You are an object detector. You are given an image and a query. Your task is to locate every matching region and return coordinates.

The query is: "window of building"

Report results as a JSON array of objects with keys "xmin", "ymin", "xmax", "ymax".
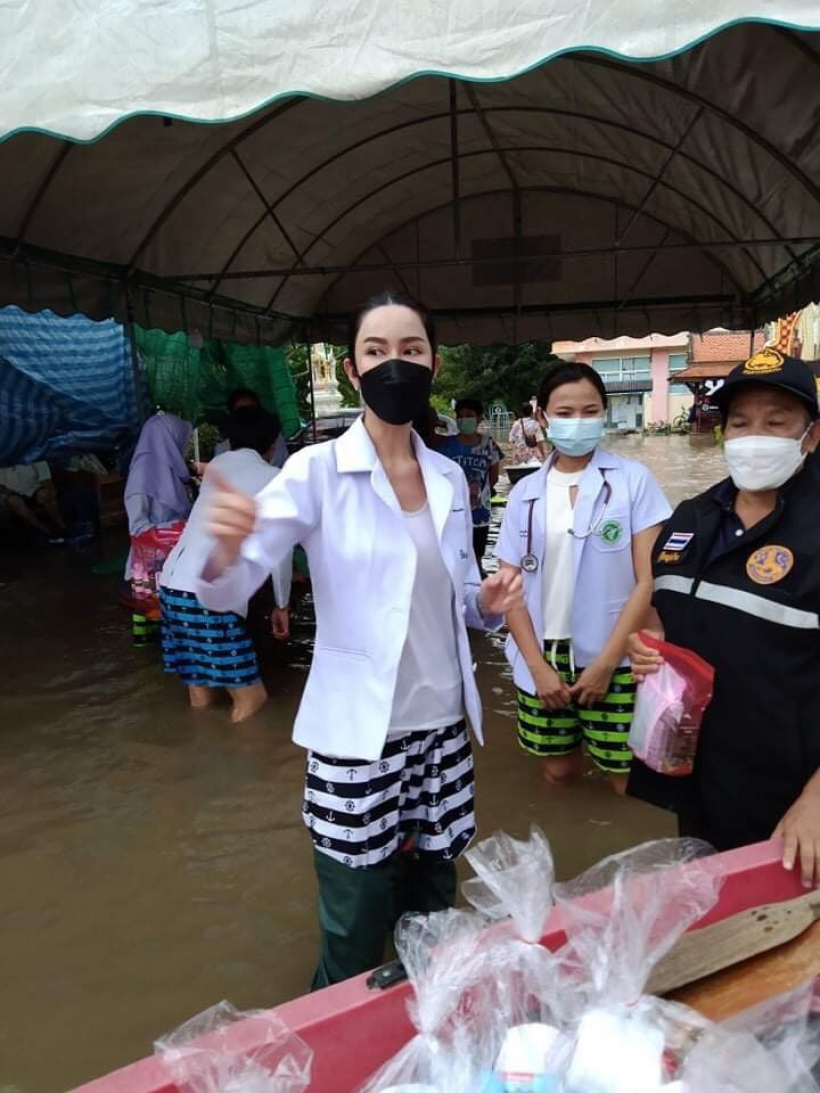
[
  {"xmin": 669, "ymin": 352, "xmax": 689, "ymax": 394},
  {"xmin": 591, "ymin": 357, "xmax": 651, "ymax": 381}
]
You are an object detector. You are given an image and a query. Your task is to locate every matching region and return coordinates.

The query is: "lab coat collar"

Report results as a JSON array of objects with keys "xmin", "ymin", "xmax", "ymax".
[
  {"xmin": 516, "ymin": 443, "xmax": 616, "ymax": 501},
  {"xmin": 334, "ymin": 417, "xmax": 457, "ymax": 541},
  {"xmin": 335, "ymin": 416, "xmax": 458, "ymax": 479},
  {"xmin": 547, "ymin": 444, "xmax": 618, "ymax": 475},
  {"xmin": 334, "ymin": 416, "xmax": 380, "ymax": 473}
]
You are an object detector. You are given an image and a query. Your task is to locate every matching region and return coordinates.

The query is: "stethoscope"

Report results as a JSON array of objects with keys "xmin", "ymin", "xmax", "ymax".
[{"xmin": 520, "ymin": 470, "xmax": 613, "ymax": 573}]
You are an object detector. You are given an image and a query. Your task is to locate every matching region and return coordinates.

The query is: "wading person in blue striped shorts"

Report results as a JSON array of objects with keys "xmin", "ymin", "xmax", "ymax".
[
  {"xmin": 195, "ymin": 292, "xmax": 523, "ymax": 988},
  {"xmin": 495, "ymin": 362, "xmax": 670, "ymax": 793},
  {"xmin": 159, "ymin": 407, "xmax": 291, "ymax": 723}
]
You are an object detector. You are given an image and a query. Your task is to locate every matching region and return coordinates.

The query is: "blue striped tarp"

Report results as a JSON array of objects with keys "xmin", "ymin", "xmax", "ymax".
[{"xmin": 0, "ymin": 306, "xmax": 144, "ymax": 465}]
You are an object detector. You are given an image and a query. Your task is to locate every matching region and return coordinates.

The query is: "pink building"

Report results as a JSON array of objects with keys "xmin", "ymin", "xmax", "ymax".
[{"xmin": 552, "ymin": 333, "xmax": 690, "ymax": 429}]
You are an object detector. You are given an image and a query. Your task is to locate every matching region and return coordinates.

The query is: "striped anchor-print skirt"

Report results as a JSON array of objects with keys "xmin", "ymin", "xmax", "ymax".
[{"xmin": 303, "ymin": 720, "xmax": 475, "ymax": 869}]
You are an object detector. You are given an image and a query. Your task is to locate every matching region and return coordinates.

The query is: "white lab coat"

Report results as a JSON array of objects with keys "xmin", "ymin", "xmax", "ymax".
[
  {"xmin": 196, "ymin": 418, "xmax": 501, "ymax": 760},
  {"xmin": 495, "ymin": 447, "xmax": 671, "ymax": 690}
]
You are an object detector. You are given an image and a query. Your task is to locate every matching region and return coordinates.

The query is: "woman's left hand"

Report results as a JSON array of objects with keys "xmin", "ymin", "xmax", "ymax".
[
  {"xmin": 569, "ymin": 658, "xmax": 616, "ymax": 707},
  {"xmin": 479, "ymin": 568, "xmax": 524, "ymax": 616}
]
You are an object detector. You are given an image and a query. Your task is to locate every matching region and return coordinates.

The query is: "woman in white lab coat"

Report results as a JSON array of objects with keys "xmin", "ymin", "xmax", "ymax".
[
  {"xmin": 196, "ymin": 291, "xmax": 522, "ymax": 989},
  {"xmin": 496, "ymin": 362, "xmax": 670, "ymax": 793}
]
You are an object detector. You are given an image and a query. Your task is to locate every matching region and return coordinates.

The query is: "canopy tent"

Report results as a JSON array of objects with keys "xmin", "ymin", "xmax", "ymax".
[{"xmin": 2, "ymin": 3, "xmax": 820, "ymax": 346}]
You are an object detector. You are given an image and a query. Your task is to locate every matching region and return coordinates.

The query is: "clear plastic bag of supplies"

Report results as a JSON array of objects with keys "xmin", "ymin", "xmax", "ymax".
[
  {"xmin": 678, "ymin": 981, "xmax": 820, "ymax": 1092},
  {"xmin": 155, "ymin": 1001, "xmax": 312, "ymax": 1093},
  {"xmin": 361, "ymin": 908, "xmax": 495, "ymax": 1093},
  {"xmin": 553, "ymin": 839, "xmax": 723, "ymax": 1092},
  {"xmin": 461, "ymin": 828, "xmax": 579, "ymax": 1091},
  {"xmin": 629, "ymin": 634, "xmax": 715, "ymax": 777}
]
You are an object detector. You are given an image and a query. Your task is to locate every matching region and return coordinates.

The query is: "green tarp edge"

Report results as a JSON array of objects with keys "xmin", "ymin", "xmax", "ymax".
[{"xmin": 135, "ymin": 326, "xmax": 300, "ymax": 438}]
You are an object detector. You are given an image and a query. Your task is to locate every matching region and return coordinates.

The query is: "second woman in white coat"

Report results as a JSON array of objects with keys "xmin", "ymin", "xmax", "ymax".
[
  {"xmin": 196, "ymin": 291, "xmax": 522, "ymax": 989},
  {"xmin": 496, "ymin": 362, "xmax": 671, "ymax": 793}
]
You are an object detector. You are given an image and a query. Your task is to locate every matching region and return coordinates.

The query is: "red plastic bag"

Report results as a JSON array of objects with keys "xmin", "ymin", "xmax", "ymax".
[
  {"xmin": 129, "ymin": 520, "xmax": 186, "ymax": 616},
  {"xmin": 628, "ymin": 634, "xmax": 715, "ymax": 777}
]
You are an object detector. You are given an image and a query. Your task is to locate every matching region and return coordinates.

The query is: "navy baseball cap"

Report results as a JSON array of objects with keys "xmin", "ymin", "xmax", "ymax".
[{"xmin": 713, "ymin": 348, "xmax": 819, "ymax": 419}]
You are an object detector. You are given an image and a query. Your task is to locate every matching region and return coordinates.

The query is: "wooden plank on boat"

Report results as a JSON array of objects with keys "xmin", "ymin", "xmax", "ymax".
[
  {"xmin": 646, "ymin": 891, "xmax": 820, "ymax": 996},
  {"xmin": 670, "ymin": 919, "xmax": 820, "ymax": 1021}
]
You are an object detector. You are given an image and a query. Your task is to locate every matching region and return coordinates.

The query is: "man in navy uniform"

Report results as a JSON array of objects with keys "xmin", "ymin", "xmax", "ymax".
[{"xmin": 629, "ymin": 349, "xmax": 820, "ymax": 886}]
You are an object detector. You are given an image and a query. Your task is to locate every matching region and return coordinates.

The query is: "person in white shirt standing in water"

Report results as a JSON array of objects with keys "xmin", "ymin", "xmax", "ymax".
[
  {"xmin": 159, "ymin": 406, "xmax": 292, "ymax": 723},
  {"xmin": 196, "ymin": 291, "xmax": 523, "ymax": 988},
  {"xmin": 496, "ymin": 362, "xmax": 671, "ymax": 793}
]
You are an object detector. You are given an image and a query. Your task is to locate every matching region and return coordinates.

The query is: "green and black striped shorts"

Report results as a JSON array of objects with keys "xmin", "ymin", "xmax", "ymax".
[{"xmin": 517, "ymin": 639, "xmax": 636, "ymax": 774}]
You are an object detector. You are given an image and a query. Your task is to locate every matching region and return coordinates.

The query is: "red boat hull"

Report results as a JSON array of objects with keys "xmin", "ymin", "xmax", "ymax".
[{"xmin": 72, "ymin": 839, "xmax": 803, "ymax": 1093}]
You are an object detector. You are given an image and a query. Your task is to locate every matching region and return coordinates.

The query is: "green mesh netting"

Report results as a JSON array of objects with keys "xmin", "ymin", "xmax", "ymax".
[{"xmin": 136, "ymin": 326, "xmax": 301, "ymax": 438}]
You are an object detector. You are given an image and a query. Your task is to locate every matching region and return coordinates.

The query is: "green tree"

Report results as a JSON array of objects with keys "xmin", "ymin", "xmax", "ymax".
[{"xmin": 434, "ymin": 342, "xmax": 559, "ymax": 412}]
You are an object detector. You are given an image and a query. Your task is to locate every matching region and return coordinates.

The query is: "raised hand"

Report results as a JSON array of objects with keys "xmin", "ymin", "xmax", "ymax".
[{"xmin": 479, "ymin": 567, "xmax": 524, "ymax": 616}]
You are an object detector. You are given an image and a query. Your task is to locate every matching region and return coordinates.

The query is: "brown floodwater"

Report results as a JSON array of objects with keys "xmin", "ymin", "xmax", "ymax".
[{"xmin": 0, "ymin": 434, "xmax": 726, "ymax": 1093}]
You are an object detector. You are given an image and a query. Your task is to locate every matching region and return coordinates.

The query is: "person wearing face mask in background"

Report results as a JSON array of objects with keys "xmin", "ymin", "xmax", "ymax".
[
  {"xmin": 194, "ymin": 290, "xmax": 523, "ymax": 989},
  {"xmin": 439, "ymin": 398, "xmax": 503, "ymax": 576},
  {"xmin": 495, "ymin": 362, "xmax": 671, "ymax": 793},
  {"xmin": 628, "ymin": 350, "xmax": 820, "ymax": 883}
]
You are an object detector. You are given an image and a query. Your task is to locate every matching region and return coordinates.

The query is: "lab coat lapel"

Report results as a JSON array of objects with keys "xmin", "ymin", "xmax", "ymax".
[
  {"xmin": 370, "ymin": 461, "xmax": 402, "ymax": 517},
  {"xmin": 417, "ymin": 440, "xmax": 455, "ymax": 553},
  {"xmin": 520, "ymin": 464, "xmax": 548, "ymax": 566},
  {"xmin": 336, "ymin": 418, "xmax": 403, "ymax": 517},
  {"xmin": 571, "ymin": 448, "xmax": 609, "ymax": 577}
]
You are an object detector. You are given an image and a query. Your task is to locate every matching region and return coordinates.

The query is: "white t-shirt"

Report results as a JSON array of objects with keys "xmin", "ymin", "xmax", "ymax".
[
  {"xmin": 542, "ymin": 467, "xmax": 585, "ymax": 642},
  {"xmin": 160, "ymin": 448, "xmax": 291, "ymax": 616},
  {"xmin": 389, "ymin": 502, "xmax": 464, "ymax": 732}
]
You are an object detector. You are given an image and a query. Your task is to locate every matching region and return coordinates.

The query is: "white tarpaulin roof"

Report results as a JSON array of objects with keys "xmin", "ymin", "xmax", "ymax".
[{"xmin": 2, "ymin": 3, "xmax": 820, "ymax": 344}]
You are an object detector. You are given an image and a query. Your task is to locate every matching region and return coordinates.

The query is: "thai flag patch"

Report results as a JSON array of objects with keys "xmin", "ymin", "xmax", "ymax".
[{"xmin": 663, "ymin": 531, "xmax": 694, "ymax": 551}]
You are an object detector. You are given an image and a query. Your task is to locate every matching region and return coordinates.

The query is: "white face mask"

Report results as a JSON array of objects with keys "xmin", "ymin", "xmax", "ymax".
[
  {"xmin": 546, "ymin": 416, "xmax": 605, "ymax": 457},
  {"xmin": 723, "ymin": 430, "xmax": 810, "ymax": 492}
]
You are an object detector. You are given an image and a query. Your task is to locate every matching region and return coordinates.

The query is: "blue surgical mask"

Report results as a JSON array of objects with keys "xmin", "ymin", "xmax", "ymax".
[{"xmin": 546, "ymin": 416, "xmax": 605, "ymax": 457}]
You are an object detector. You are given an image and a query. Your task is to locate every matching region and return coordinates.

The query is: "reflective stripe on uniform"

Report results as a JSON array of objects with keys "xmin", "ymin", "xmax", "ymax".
[
  {"xmin": 696, "ymin": 580, "xmax": 819, "ymax": 630},
  {"xmin": 655, "ymin": 574, "xmax": 819, "ymax": 630},
  {"xmin": 655, "ymin": 575, "xmax": 694, "ymax": 595}
]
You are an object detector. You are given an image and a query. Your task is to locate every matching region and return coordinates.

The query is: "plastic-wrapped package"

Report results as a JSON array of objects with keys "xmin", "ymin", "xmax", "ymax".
[
  {"xmin": 678, "ymin": 981, "xmax": 820, "ymax": 1091},
  {"xmin": 363, "ymin": 829, "xmax": 818, "ymax": 1093},
  {"xmin": 361, "ymin": 909, "xmax": 494, "ymax": 1093},
  {"xmin": 628, "ymin": 634, "xmax": 715, "ymax": 776},
  {"xmin": 554, "ymin": 838, "xmax": 723, "ymax": 1092},
  {"xmin": 555, "ymin": 838, "xmax": 721, "ymax": 1008},
  {"xmin": 462, "ymin": 828, "xmax": 578, "ymax": 1090},
  {"xmin": 155, "ymin": 1001, "xmax": 312, "ymax": 1093}
]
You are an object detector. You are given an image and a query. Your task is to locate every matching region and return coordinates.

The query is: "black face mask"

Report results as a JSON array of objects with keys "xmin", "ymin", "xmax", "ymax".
[{"xmin": 357, "ymin": 358, "xmax": 433, "ymax": 426}]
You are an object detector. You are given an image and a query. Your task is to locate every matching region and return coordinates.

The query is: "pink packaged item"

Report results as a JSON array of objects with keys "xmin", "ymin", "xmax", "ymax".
[{"xmin": 628, "ymin": 634, "xmax": 715, "ymax": 777}]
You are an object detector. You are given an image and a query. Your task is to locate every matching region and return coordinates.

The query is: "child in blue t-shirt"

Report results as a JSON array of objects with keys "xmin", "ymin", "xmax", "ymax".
[{"xmin": 440, "ymin": 398, "xmax": 502, "ymax": 575}]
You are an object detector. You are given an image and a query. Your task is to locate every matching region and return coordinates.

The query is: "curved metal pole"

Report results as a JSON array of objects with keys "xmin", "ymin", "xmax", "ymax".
[
  {"xmin": 126, "ymin": 98, "xmax": 303, "ymax": 272},
  {"xmin": 13, "ymin": 142, "xmax": 73, "ymax": 251},
  {"xmin": 574, "ymin": 53, "xmax": 820, "ymax": 208},
  {"xmin": 264, "ymin": 145, "xmax": 762, "ymax": 312},
  {"xmin": 313, "ymin": 184, "xmax": 749, "ymax": 315},
  {"xmin": 207, "ymin": 101, "xmax": 795, "ymax": 299}
]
